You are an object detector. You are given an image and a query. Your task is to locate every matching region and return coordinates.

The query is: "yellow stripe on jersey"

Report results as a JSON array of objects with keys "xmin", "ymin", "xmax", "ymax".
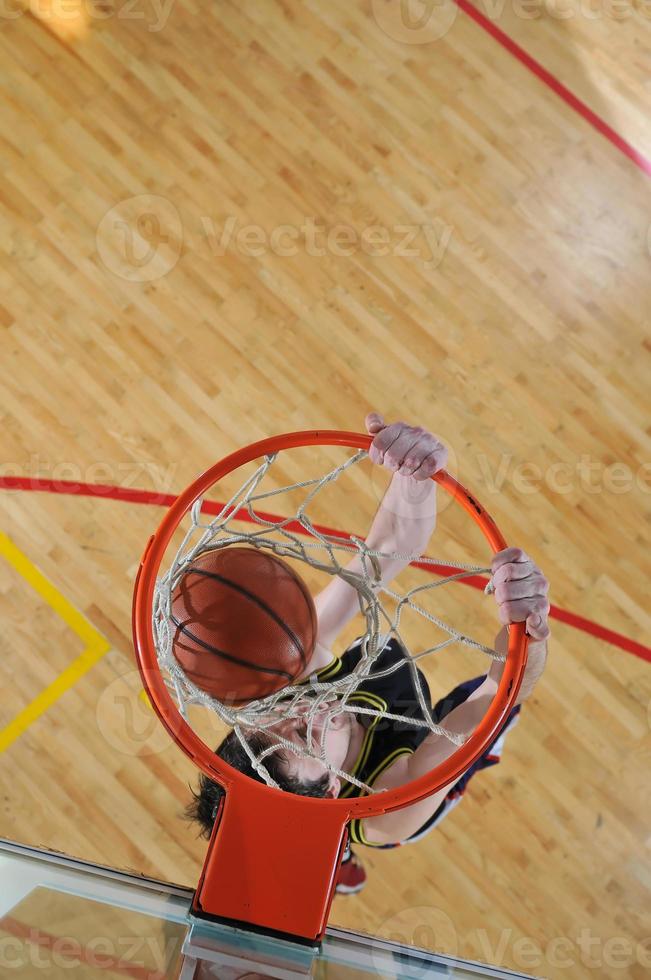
[
  {"xmin": 315, "ymin": 655, "xmax": 343, "ymax": 682},
  {"xmin": 339, "ymin": 689, "xmax": 388, "ymax": 798},
  {"xmin": 348, "ymin": 745, "xmax": 415, "ymax": 846},
  {"xmin": 365, "ymin": 745, "xmax": 414, "ymax": 788}
]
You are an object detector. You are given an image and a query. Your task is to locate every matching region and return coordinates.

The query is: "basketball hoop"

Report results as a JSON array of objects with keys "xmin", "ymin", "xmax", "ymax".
[{"xmin": 132, "ymin": 430, "xmax": 528, "ymax": 943}]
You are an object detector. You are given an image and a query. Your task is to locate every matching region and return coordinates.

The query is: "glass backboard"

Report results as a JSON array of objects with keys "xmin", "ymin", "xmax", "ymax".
[{"xmin": 0, "ymin": 838, "xmax": 540, "ymax": 979}]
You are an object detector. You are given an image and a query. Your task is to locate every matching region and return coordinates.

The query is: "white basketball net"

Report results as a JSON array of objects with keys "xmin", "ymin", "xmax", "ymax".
[{"xmin": 152, "ymin": 449, "xmax": 503, "ymax": 794}]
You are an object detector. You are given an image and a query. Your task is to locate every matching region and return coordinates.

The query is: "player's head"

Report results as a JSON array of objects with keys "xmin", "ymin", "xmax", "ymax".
[{"xmin": 186, "ymin": 711, "xmax": 350, "ymax": 838}]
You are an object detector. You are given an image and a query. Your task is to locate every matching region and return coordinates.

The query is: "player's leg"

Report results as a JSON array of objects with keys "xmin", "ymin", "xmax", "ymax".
[{"xmin": 335, "ymin": 842, "xmax": 367, "ymax": 894}]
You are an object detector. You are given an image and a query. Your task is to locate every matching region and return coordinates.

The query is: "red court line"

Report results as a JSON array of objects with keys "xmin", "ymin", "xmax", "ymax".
[
  {"xmin": 456, "ymin": 0, "xmax": 651, "ymax": 178},
  {"xmin": 1, "ymin": 475, "xmax": 649, "ymax": 664}
]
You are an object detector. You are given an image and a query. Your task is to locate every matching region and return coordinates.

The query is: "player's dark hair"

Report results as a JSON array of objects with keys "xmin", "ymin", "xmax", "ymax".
[{"xmin": 185, "ymin": 729, "xmax": 331, "ymax": 839}]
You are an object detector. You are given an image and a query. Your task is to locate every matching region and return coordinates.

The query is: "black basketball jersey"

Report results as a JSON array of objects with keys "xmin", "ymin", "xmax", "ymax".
[
  {"xmin": 313, "ymin": 634, "xmax": 519, "ymax": 848},
  {"xmin": 314, "ymin": 635, "xmax": 433, "ymax": 843}
]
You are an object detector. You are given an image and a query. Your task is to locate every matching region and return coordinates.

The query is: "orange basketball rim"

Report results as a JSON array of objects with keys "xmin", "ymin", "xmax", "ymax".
[{"xmin": 132, "ymin": 430, "xmax": 528, "ymax": 944}]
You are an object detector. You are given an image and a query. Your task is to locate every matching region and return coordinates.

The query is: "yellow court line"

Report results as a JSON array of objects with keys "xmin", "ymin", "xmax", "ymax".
[{"xmin": 0, "ymin": 531, "xmax": 111, "ymax": 753}]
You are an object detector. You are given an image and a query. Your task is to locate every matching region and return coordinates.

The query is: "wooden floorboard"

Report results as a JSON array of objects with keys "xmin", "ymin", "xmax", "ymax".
[{"xmin": 0, "ymin": 2, "xmax": 649, "ymax": 976}]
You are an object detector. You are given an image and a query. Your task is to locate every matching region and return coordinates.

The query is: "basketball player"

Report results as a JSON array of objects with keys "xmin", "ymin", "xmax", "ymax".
[{"xmin": 187, "ymin": 414, "xmax": 550, "ymax": 894}]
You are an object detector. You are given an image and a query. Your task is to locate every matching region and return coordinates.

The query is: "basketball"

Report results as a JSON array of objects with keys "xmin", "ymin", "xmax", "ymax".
[{"xmin": 170, "ymin": 547, "xmax": 317, "ymax": 704}]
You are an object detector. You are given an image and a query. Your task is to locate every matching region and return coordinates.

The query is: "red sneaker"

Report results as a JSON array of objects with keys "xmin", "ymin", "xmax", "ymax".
[{"xmin": 335, "ymin": 851, "xmax": 367, "ymax": 895}]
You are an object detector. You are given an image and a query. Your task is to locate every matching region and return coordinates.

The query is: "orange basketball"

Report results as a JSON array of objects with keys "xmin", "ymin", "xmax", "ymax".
[{"xmin": 171, "ymin": 547, "xmax": 317, "ymax": 704}]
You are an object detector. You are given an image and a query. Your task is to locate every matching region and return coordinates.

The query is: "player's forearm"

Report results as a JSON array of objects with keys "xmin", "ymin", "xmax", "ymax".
[
  {"xmin": 365, "ymin": 473, "xmax": 437, "ymax": 556},
  {"xmin": 408, "ymin": 629, "xmax": 547, "ymax": 780},
  {"xmin": 407, "ymin": 676, "xmax": 497, "ymax": 781}
]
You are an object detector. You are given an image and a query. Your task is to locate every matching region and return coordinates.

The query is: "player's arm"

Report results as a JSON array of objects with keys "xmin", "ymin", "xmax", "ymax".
[
  {"xmin": 304, "ymin": 414, "xmax": 448, "ymax": 673},
  {"xmin": 360, "ymin": 549, "xmax": 550, "ymax": 844}
]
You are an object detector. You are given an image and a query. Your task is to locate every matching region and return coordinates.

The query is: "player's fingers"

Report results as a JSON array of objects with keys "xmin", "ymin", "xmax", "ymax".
[
  {"xmin": 365, "ymin": 412, "xmax": 385, "ymax": 436},
  {"xmin": 366, "ymin": 414, "xmax": 387, "ymax": 464},
  {"xmin": 494, "ymin": 574, "xmax": 549, "ymax": 604},
  {"xmin": 388, "ymin": 431, "xmax": 432, "ymax": 473},
  {"xmin": 382, "ymin": 427, "xmax": 425, "ymax": 471},
  {"xmin": 498, "ymin": 596, "xmax": 550, "ymax": 626},
  {"xmin": 368, "ymin": 421, "xmax": 403, "ymax": 464},
  {"xmin": 491, "ymin": 560, "xmax": 536, "ymax": 588},
  {"xmin": 409, "ymin": 445, "xmax": 448, "ymax": 480},
  {"xmin": 491, "ymin": 547, "xmax": 529, "ymax": 574},
  {"xmin": 526, "ymin": 612, "xmax": 551, "ymax": 641},
  {"xmin": 368, "ymin": 425, "xmax": 397, "ymax": 464}
]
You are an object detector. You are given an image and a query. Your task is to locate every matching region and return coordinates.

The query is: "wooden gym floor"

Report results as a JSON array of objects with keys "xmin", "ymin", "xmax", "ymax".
[{"xmin": 1, "ymin": 2, "xmax": 650, "ymax": 977}]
